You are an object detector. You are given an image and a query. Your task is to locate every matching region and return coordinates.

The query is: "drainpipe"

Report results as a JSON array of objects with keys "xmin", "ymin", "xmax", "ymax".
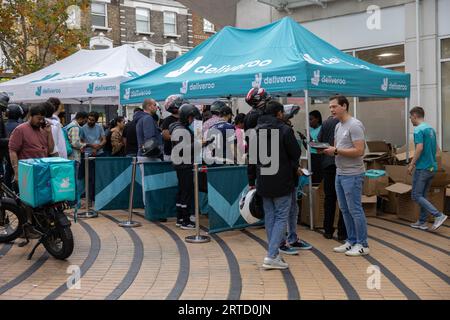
[{"xmin": 416, "ymin": 0, "xmax": 421, "ymax": 106}]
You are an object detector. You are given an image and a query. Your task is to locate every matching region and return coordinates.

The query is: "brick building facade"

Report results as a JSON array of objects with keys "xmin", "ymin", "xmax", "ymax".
[{"xmin": 85, "ymin": 0, "xmax": 217, "ymax": 65}]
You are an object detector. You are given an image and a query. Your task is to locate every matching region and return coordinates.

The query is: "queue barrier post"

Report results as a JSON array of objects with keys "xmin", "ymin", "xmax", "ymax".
[
  {"xmin": 185, "ymin": 164, "xmax": 210, "ymax": 244},
  {"xmin": 118, "ymin": 157, "xmax": 142, "ymax": 228},
  {"xmin": 77, "ymin": 154, "xmax": 98, "ymax": 219}
]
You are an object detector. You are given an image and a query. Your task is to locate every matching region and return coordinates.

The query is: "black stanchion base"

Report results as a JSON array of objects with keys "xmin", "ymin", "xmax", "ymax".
[
  {"xmin": 77, "ymin": 210, "xmax": 99, "ymax": 219},
  {"xmin": 185, "ymin": 235, "xmax": 211, "ymax": 243}
]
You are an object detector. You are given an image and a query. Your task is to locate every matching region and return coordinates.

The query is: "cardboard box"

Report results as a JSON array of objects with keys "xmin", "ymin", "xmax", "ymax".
[
  {"xmin": 380, "ymin": 192, "xmax": 398, "ymax": 214},
  {"xmin": 382, "ymin": 164, "xmax": 450, "ymax": 220},
  {"xmin": 364, "ymin": 141, "xmax": 394, "ymax": 170},
  {"xmin": 385, "ymin": 184, "xmax": 446, "ymax": 222},
  {"xmin": 362, "ymin": 195, "xmax": 377, "ymax": 217},
  {"xmin": 301, "ymin": 183, "xmax": 339, "ymax": 228},
  {"xmin": 363, "ymin": 175, "xmax": 389, "ymax": 196},
  {"xmin": 385, "ymin": 165, "xmax": 413, "ymax": 184},
  {"xmin": 394, "ymin": 142, "xmax": 415, "ymax": 163},
  {"xmin": 441, "ymin": 152, "xmax": 450, "ymax": 173}
]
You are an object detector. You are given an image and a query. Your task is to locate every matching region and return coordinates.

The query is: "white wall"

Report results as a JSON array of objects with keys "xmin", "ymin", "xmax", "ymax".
[
  {"xmin": 302, "ymin": 5, "xmax": 406, "ymax": 50},
  {"xmin": 235, "ymin": 0, "xmax": 272, "ymax": 28},
  {"xmin": 438, "ymin": 0, "xmax": 450, "ymax": 37}
]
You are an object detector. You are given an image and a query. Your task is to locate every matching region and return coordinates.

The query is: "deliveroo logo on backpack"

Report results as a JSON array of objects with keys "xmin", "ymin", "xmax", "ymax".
[
  {"xmin": 87, "ymin": 82, "xmax": 94, "ymax": 94},
  {"xmin": 35, "ymin": 86, "xmax": 43, "ymax": 96},
  {"xmin": 61, "ymin": 178, "xmax": 70, "ymax": 189}
]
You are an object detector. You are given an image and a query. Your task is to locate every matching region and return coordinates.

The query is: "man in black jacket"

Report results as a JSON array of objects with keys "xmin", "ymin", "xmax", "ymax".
[
  {"xmin": 169, "ymin": 104, "xmax": 202, "ymax": 230},
  {"xmin": 123, "ymin": 108, "xmax": 142, "ymax": 157},
  {"xmin": 318, "ymin": 116, "xmax": 347, "ymax": 240},
  {"xmin": 252, "ymin": 101, "xmax": 301, "ymax": 270}
]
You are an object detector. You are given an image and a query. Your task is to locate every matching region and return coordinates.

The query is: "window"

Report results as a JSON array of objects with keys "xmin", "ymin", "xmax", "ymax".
[
  {"xmin": 356, "ymin": 45, "xmax": 404, "ymax": 67},
  {"xmin": 441, "ymin": 38, "xmax": 450, "ymax": 151},
  {"xmin": 354, "ymin": 45, "xmax": 406, "ymax": 147},
  {"xmin": 91, "ymin": 2, "xmax": 107, "ymax": 28},
  {"xmin": 136, "ymin": 8, "xmax": 150, "ymax": 34},
  {"xmin": 165, "ymin": 51, "xmax": 178, "ymax": 63},
  {"xmin": 164, "ymin": 12, "xmax": 177, "ymax": 35},
  {"xmin": 203, "ymin": 19, "xmax": 215, "ymax": 33},
  {"xmin": 138, "ymin": 48, "xmax": 152, "ymax": 58}
]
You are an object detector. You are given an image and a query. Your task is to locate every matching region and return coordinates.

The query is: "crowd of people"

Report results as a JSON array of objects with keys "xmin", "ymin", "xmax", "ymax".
[{"xmin": 0, "ymin": 86, "xmax": 447, "ymax": 270}]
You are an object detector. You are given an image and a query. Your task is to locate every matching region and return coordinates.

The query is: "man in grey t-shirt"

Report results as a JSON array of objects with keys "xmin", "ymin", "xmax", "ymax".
[{"xmin": 323, "ymin": 95, "xmax": 369, "ymax": 257}]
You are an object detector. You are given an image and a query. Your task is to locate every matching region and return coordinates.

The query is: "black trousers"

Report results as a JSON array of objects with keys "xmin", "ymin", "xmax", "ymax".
[
  {"xmin": 311, "ymin": 153, "xmax": 323, "ymax": 184},
  {"xmin": 175, "ymin": 167, "xmax": 194, "ymax": 221},
  {"xmin": 323, "ymin": 165, "xmax": 347, "ymax": 238}
]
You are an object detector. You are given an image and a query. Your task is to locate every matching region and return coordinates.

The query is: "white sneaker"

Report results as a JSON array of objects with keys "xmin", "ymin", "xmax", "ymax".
[
  {"xmin": 410, "ymin": 220, "xmax": 428, "ymax": 230},
  {"xmin": 431, "ymin": 214, "xmax": 447, "ymax": 231},
  {"xmin": 333, "ymin": 241, "xmax": 353, "ymax": 253},
  {"xmin": 262, "ymin": 255, "xmax": 289, "ymax": 270},
  {"xmin": 345, "ymin": 244, "xmax": 370, "ymax": 256}
]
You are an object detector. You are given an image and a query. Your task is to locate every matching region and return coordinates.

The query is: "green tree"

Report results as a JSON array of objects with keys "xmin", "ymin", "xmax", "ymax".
[{"xmin": 0, "ymin": 0, "xmax": 90, "ymax": 76}]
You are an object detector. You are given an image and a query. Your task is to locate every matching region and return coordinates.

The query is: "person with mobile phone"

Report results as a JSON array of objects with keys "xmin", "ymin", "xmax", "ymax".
[{"xmin": 8, "ymin": 103, "xmax": 55, "ymax": 187}]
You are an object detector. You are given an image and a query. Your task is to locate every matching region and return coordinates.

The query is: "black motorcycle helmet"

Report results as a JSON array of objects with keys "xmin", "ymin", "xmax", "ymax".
[
  {"xmin": 179, "ymin": 104, "xmax": 201, "ymax": 126},
  {"xmin": 6, "ymin": 103, "xmax": 27, "ymax": 120},
  {"xmin": 245, "ymin": 87, "xmax": 271, "ymax": 108},
  {"xmin": 164, "ymin": 94, "xmax": 188, "ymax": 114},
  {"xmin": 210, "ymin": 100, "xmax": 227, "ymax": 115},
  {"xmin": 0, "ymin": 92, "xmax": 10, "ymax": 111}
]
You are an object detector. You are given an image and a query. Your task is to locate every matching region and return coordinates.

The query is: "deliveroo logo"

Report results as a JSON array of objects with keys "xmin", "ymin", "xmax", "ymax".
[
  {"xmin": 180, "ymin": 80, "xmax": 189, "ymax": 94},
  {"xmin": 165, "ymin": 56, "xmax": 203, "ymax": 78},
  {"xmin": 35, "ymin": 86, "xmax": 42, "ymax": 96},
  {"xmin": 31, "ymin": 73, "xmax": 61, "ymax": 83},
  {"xmin": 381, "ymin": 78, "xmax": 389, "ymax": 92},
  {"xmin": 123, "ymin": 88, "xmax": 131, "ymax": 100},
  {"xmin": 311, "ymin": 70, "xmax": 320, "ymax": 86},
  {"xmin": 61, "ymin": 178, "xmax": 70, "ymax": 189},
  {"xmin": 252, "ymin": 73, "xmax": 263, "ymax": 88},
  {"xmin": 87, "ymin": 82, "xmax": 94, "ymax": 94},
  {"xmin": 127, "ymin": 71, "xmax": 140, "ymax": 78}
]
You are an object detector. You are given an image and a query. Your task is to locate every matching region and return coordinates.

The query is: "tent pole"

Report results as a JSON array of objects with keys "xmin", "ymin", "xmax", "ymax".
[
  {"xmin": 353, "ymin": 97, "xmax": 357, "ymax": 118},
  {"xmin": 89, "ymin": 98, "xmax": 92, "ymax": 112},
  {"xmin": 304, "ymin": 90, "xmax": 314, "ymax": 230},
  {"xmin": 405, "ymin": 98, "xmax": 410, "ymax": 163}
]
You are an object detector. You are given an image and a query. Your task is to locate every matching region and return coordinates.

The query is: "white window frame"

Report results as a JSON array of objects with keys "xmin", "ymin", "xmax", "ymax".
[
  {"xmin": 162, "ymin": 42, "xmax": 182, "ymax": 64},
  {"xmin": 89, "ymin": 34, "xmax": 113, "ymax": 50},
  {"xmin": 438, "ymin": 36, "xmax": 450, "ymax": 150},
  {"xmin": 163, "ymin": 11, "xmax": 180, "ymax": 38},
  {"xmin": 132, "ymin": 40, "xmax": 157, "ymax": 61},
  {"xmin": 203, "ymin": 18, "xmax": 215, "ymax": 33},
  {"xmin": 135, "ymin": 7, "xmax": 152, "ymax": 35},
  {"xmin": 91, "ymin": 2, "xmax": 110, "ymax": 31}
]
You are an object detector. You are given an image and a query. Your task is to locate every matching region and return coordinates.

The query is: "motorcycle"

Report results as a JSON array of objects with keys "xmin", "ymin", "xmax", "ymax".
[{"xmin": 0, "ymin": 176, "xmax": 74, "ymax": 260}]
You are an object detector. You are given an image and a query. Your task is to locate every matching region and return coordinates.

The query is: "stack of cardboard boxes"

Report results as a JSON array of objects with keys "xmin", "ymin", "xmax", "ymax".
[
  {"xmin": 380, "ymin": 151, "xmax": 450, "ymax": 222},
  {"xmin": 300, "ymin": 182, "xmax": 339, "ymax": 228},
  {"xmin": 362, "ymin": 170, "xmax": 389, "ymax": 217},
  {"xmin": 363, "ymin": 141, "xmax": 395, "ymax": 170}
]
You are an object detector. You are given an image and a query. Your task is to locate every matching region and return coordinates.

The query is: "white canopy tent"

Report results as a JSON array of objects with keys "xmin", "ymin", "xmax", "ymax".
[{"xmin": 0, "ymin": 45, "xmax": 160, "ymax": 106}]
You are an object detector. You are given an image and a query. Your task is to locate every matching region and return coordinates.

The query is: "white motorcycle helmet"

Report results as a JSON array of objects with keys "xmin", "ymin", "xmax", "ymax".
[{"xmin": 239, "ymin": 188, "xmax": 264, "ymax": 224}]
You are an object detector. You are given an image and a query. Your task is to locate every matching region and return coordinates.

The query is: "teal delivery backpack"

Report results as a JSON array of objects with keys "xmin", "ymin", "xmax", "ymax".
[{"xmin": 18, "ymin": 157, "xmax": 76, "ymax": 207}]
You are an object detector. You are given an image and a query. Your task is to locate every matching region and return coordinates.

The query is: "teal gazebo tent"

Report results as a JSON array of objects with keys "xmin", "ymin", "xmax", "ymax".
[{"xmin": 121, "ymin": 17, "xmax": 411, "ymax": 229}]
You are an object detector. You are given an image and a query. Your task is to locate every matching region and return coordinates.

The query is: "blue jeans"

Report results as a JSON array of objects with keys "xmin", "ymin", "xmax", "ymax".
[
  {"xmin": 263, "ymin": 194, "xmax": 292, "ymax": 258},
  {"xmin": 335, "ymin": 173, "xmax": 368, "ymax": 247},
  {"xmin": 281, "ymin": 190, "xmax": 299, "ymax": 245},
  {"xmin": 412, "ymin": 169, "xmax": 442, "ymax": 223}
]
